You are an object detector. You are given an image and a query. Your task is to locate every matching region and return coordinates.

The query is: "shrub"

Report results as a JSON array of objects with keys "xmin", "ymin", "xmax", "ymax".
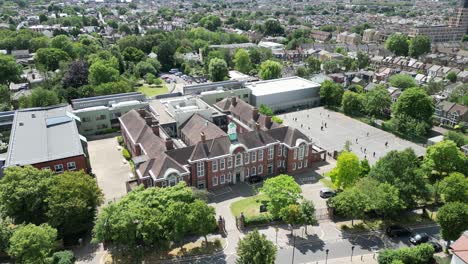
[
  {"xmin": 244, "ymin": 214, "xmax": 274, "ymax": 226},
  {"xmin": 52, "ymin": 250, "xmax": 75, "ymax": 264},
  {"xmin": 272, "ymin": 116, "xmax": 283, "ymax": 124},
  {"xmin": 378, "ymin": 243, "xmax": 434, "ymax": 264},
  {"xmin": 122, "ymin": 148, "xmax": 131, "ymax": 160},
  {"xmin": 117, "ymin": 136, "xmax": 124, "ymax": 146}
]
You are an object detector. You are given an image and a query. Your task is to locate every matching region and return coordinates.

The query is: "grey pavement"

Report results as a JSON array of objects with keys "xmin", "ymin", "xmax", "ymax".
[
  {"xmin": 278, "ymin": 107, "xmax": 426, "ymax": 165},
  {"xmin": 87, "ymin": 137, "xmax": 131, "ymax": 204}
]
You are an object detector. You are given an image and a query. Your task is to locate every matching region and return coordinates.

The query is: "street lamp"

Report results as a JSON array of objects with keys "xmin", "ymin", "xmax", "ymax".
[
  {"xmin": 325, "ymin": 249, "xmax": 329, "ymax": 264},
  {"xmin": 351, "ymin": 246, "xmax": 355, "ymax": 261}
]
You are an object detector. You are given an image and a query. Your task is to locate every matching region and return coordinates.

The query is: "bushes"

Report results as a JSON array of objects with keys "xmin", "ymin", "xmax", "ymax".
[
  {"xmin": 117, "ymin": 136, "xmax": 124, "ymax": 146},
  {"xmin": 378, "ymin": 243, "xmax": 434, "ymax": 264},
  {"xmin": 122, "ymin": 148, "xmax": 131, "ymax": 160},
  {"xmin": 244, "ymin": 214, "xmax": 274, "ymax": 226},
  {"xmin": 271, "ymin": 116, "xmax": 283, "ymax": 124},
  {"xmin": 52, "ymin": 250, "xmax": 74, "ymax": 264}
]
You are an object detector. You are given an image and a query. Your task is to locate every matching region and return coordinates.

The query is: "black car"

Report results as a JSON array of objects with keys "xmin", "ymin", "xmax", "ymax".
[
  {"xmin": 248, "ymin": 176, "xmax": 263, "ymax": 184},
  {"xmin": 409, "ymin": 233, "xmax": 430, "ymax": 245},
  {"xmin": 386, "ymin": 225, "xmax": 412, "ymax": 237},
  {"xmin": 426, "ymin": 241, "xmax": 443, "ymax": 253},
  {"xmin": 319, "ymin": 188, "xmax": 336, "ymax": 198}
]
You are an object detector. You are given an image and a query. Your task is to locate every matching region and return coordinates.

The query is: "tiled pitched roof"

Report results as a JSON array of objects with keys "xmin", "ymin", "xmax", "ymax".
[
  {"xmin": 180, "ymin": 114, "xmax": 227, "ymax": 144},
  {"xmin": 266, "ymin": 126, "xmax": 310, "ymax": 147}
]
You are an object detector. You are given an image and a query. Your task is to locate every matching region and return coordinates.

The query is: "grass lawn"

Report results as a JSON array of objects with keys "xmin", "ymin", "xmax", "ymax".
[
  {"xmin": 138, "ymin": 84, "xmax": 169, "ymax": 97},
  {"xmin": 230, "ymin": 194, "xmax": 270, "ymax": 218}
]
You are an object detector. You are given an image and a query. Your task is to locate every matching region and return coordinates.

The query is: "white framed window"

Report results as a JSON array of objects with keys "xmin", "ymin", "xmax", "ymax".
[
  {"xmin": 161, "ymin": 181, "xmax": 167, "ymax": 187},
  {"xmin": 278, "ymin": 145, "xmax": 282, "ymax": 156},
  {"xmin": 294, "ymin": 148, "xmax": 298, "ymax": 159},
  {"xmin": 251, "ymin": 166, "xmax": 257, "ymax": 176},
  {"xmin": 67, "ymin": 162, "xmax": 76, "ymax": 170},
  {"xmin": 227, "ymin": 172, "xmax": 232, "ymax": 182},
  {"xmin": 305, "ymin": 145, "xmax": 309, "ymax": 156},
  {"xmin": 258, "ymin": 165, "xmax": 263, "ymax": 174},
  {"xmin": 220, "ymin": 174, "xmax": 225, "ymax": 184},
  {"xmin": 197, "ymin": 161, "xmax": 205, "ymax": 177},
  {"xmin": 54, "ymin": 164, "xmax": 64, "ymax": 173},
  {"xmin": 298, "ymin": 161, "xmax": 303, "ymax": 169},
  {"xmin": 42, "ymin": 166, "xmax": 50, "ymax": 170},
  {"xmin": 284, "ymin": 145, "xmax": 287, "ymax": 157},
  {"xmin": 212, "ymin": 176, "xmax": 218, "ymax": 186},
  {"xmin": 251, "ymin": 151, "xmax": 257, "ymax": 162},
  {"xmin": 228, "ymin": 157, "xmax": 233, "ymax": 168},
  {"xmin": 244, "ymin": 152, "xmax": 250, "ymax": 164},
  {"xmin": 169, "ymin": 177, "xmax": 177, "ymax": 186},
  {"xmin": 245, "ymin": 168, "xmax": 249, "ymax": 177},
  {"xmin": 299, "ymin": 145, "xmax": 305, "ymax": 160},
  {"xmin": 268, "ymin": 146, "xmax": 274, "ymax": 160},
  {"xmin": 258, "ymin": 149, "xmax": 264, "ymax": 160},
  {"xmin": 220, "ymin": 159, "xmax": 225, "ymax": 170},
  {"xmin": 178, "ymin": 177, "xmax": 183, "ymax": 183},
  {"xmin": 212, "ymin": 160, "xmax": 218, "ymax": 172},
  {"xmin": 235, "ymin": 153, "xmax": 242, "ymax": 167},
  {"xmin": 304, "ymin": 160, "xmax": 308, "ymax": 168},
  {"xmin": 292, "ymin": 163, "xmax": 296, "ymax": 171}
]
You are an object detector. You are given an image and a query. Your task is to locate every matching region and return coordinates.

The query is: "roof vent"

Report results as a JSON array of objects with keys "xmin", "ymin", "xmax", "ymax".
[
  {"xmin": 19, "ymin": 122, "xmax": 24, "ymax": 126},
  {"xmin": 32, "ymin": 114, "xmax": 36, "ymax": 118}
]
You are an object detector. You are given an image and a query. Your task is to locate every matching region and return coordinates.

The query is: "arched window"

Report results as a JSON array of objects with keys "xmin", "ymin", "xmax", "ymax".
[{"xmin": 235, "ymin": 153, "xmax": 243, "ymax": 167}]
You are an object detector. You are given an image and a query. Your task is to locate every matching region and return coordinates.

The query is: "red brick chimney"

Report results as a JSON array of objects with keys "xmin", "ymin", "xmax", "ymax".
[
  {"xmin": 201, "ymin": 132, "xmax": 206, "ymax": 142},
  {"xmin": 138, "ymin": 109, "xmax": 147, "ymax": 118},
  {"xmin": 151, "ymin": 123, "xmax": 159, "ymax": 137},
  {"xmin": 145, "ymin": 116, "xmax": 153, "ymax": 126},
  {"xmin": 252, "ymin": 107, "xmax": 259, "ymax": 121},
  {"xmin": 165, "ymin": 138, "xmax": 173, "ymax": 150},
  {"xmin": 134, "ymin": 144, "xmax": 142, "ymax": 156},
  {"xmin": 265, "ymin": 116, "xmax": 272, "ymax": 129},
  {"xmin": 231, "ymin": 97, "xmax": 237, "ymax": 106}
]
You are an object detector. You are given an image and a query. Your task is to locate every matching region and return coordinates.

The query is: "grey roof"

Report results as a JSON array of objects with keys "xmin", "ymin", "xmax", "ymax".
[
  {"xmin": 180, "ymin": 114, "xmax": 227, "ymax": 145},
  {"xmin": 6, "ymin": 105, "xmax": 85, "ymax": 166}
]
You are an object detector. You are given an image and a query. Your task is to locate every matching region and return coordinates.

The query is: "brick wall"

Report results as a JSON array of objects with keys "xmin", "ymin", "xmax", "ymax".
[{"xmin": 32, "ymin": 155, "xmax": 88, "ymax": 173}]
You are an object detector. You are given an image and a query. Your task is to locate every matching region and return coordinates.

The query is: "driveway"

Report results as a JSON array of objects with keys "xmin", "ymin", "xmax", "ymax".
[{"xmin": 88, "ymin": 137, "xmax": 131, "ymax": 204}]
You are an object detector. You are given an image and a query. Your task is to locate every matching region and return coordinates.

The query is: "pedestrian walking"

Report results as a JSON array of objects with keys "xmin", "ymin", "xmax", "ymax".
[
  {"xmin": 325, "ymin": 123, "xmax": 327, "ymax": 128},
  {"xmin": 385, "ymin": 141, "xmax": 388, "ymax": 147},
  {"xmin": 321, "ymin": 126, "xmax": 323, "ymax": 131},
  {"xmin": 364, "ymin": 148, "xmax": 367, "ymax": 153},
  {"xmin": 373, "ymin": 152, "xmax": 376, "ymax": 157},
  {"xmin": 356, "ymin": 138, "xmax": 358, "ymax": 143},
  {"xmin": 360, "ymin": 146, "xmax": 362, "ymax": 152},
  {"xmin": 367, "ymin": 132, "xmax": 369, "ymax": 137}
]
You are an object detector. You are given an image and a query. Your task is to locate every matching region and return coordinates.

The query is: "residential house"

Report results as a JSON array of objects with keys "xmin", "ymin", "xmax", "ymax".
[
  {"xmin": 449, "ymin": 231, "xmax": 468, "ymax": 264},
  {"xmin": 435, "ymin": 101, "xmax": 468, "ymax": 127}
]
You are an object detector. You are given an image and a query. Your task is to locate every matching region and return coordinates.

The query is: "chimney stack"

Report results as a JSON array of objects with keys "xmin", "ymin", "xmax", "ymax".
[
  {"xmin": 145, "ymin": 116, "xmax": 153, "ymax": 126},
  {"xmin": 201, "ymin": 132, "xmax": 206, "ymax": 142},
  {"xmin": 138, "ymin": 109, "xmax": 147, "ymax": 118},
  {"xmin": 165, "ymin": 138, "xmax": 173, "ymax": 150},
  {"xmin": 231, "ymin": 97, "xmax": 237, "ymax": 106},
  {"xmin": 252, "ymin": 107, "xmax": 259, "ymax": 121},
  {"xmin": 151, "ymin": 123, "xmax": 160, "ymax": 137},
  {"xmin": 265, "ymin": 116, "xmax": 272, "ymax": 129}
]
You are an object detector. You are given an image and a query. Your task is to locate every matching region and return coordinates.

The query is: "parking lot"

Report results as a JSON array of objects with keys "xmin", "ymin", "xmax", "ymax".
[{"xmin": 278, "ymin": 107, "xmax": 426, "ymax": 165}]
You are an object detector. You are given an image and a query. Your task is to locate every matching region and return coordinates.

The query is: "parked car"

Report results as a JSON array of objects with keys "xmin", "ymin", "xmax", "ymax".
[
  {"xmin": 426, "ymin": 241, "xmax": 442, "ymax": 253},
  {"xmin": 175, "ymin": 72, "xmax": 183, "ymax": 76},
  {"xmin": 386, "ymin": 225, "xmax": 412, "ymax": 237},
  {"xmin": 409, "ymin": 233, "xmax": 430, "ymax": 245},
  {"xmin": 248, "ymin": 176, "xmax": 263, "ymax": 184},
  {"xmin": 319, "ymin": 188, "xmax": 336, "ymax": 198},
  {"xmin": 169, "ymin": 68, "xmax": 179, "ymax": 74}
]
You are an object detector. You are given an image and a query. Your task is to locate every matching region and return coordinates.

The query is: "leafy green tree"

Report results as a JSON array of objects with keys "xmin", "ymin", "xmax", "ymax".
[
  {"xmin": 0, "ymin": 218, "xmax": 14, "ymax": 253},
  {"xmin": 8, "ymin": 224, "xmax": 57, "ymax": 264},
  {"xmin": 448, "ymin": 83, "xmax": 468, "ymax": 105},
  {"xmin": 356, "ymin": 51, "xmax": 370, "ymax": 69},
  {"xmin": 446, "ymin": 71, "xmax": 457, "ymax": 83},
  {"xmin": 378, "ymin": 243, "xmax": 434, "ymax": 264},
  {"xmin": 93, "ymin": 81, "xmax": 133, "ymax": 96},
  {"xmin": 199, "ymin": 15, "xmax": 222, "ymax": 31},
  {"xmin": 35, "ymin": 48, "xmax": 70, "ymax": 71},
  {"xmin": 122, "ymin": 47, "xmax": 146, "ymax": 63},
  {"xmin": 50, "ymin": 35, "xmax": 76, "ymax": 58},
  {"xmin": 189, "ymin": 200, "xmax": 217, "ymax": 244},
  {"xmin": 89, "ymin": 60, "xmax": 119, "ymax": 85},
  {"xmin": 236, "ymin": 229, "xmax": 276, "ymax": 264},
  {"xmin": 331, "ymin": 188, "xmax": 367, "ymax": 225},
  {"xmin": 363, "ymin": 85, "xmax": 392, "ymax": 117},
  {"xmin": 62, "ymin": 60, "xmax": 89, "ymax": 88},
  {"xmin": 444, "ymin": 131, "xmax": 467, "ymax": 147},
  {"xmin": 342, "ymin": 91, "xmax": 363, "ymax": 116},
  {"xmin": 280, "ymin": 204, "xmax": 304, "ymax": 229},
  {"xmin": 385, "ymin": 34, "xmax": 409, "ymax": 56},
  {"xmin": 392, "ymin": 87, "xmax": 434, "ymax": 125},
  {"xmin": 368, "ymin": 183, "xmax": 405, "ymax": 220},
  {"xmin": 299, "ymin": 200, "xmax": 317, "ymax": 233},
  {"xmin": 424, "ymin": 81, "xmax": 444, "ymax": 95},
  {"xmin": 409, "ymin": 35, "xmax": 431, "ymax": 58},
  {"xmin": 263, "ymin": 19, "xmax": 284, "ymax": 36},
  {"xmin": 0, "ymin": 85, "xmax": 11, "ymax": 109},
  {"xmin": 437, "ymin": 202, "xmax": 468, "ymax": 246},
  {"xmin": 369, "ymin": 149, "xmax": 429, "ymax": 207},
  {"xmin": 259, "ymin": 60, "xmax": 282, "ymax": 80},
  {"xmin": 360, "ymin": 159, "xmax": 370, "ymax": 177},
  {"xmin": 208, "ymin": 58, "xmax": 228, "ymax": 81},
  {"xmin": 439, "ymin": 172, "xmax": 468, "ymax": 203},
  {"xmin": 259, "ymin": 104, "xmax": 274, "ymax": 116},
  {"xmin": 0, "ymin": 54, "xmax": 22, "ymax": 85},
  {"xmin": 46, "ymin": 171, "xmax": 103, "ymax": 237},
  {"xmin": 52, "ymin": 250, "xmax": 75, "ymax": 264},
  {"xmin": 329, "ymin": 151, "xmax": 361, "ymax": 189},
  {"xmin": 322, "ymin": 60, "xmax": 341, "ymax": 73},
  {"xmin": 319, "ymin": 80, "xmax": 344, "ymax": 107},
  {"xmin": 423, "ymin": 140, "xmax": 466, "ymax": 176},
  {"xmin": 295, "ymin": 66, "xmax": 309, "ymax": 78},
  {"xmin": 306, "ymin": 57, "xmax": 321, "ymax": 73},
  {"xmin": 18, "ymin": 88, "xmax": 60, "ymax": 108},
  {"xmin": 157, "ymin": 38, "xmax": 177, "ymax": 71},
  {"xmin": 389, "ymin": 74, "xmax": 417, "ymax": 89},
  {"xmin": 135, "ymin": 61, "xmax": 157, "ymax": 78},
  {"xmin": 261, "ymin": 175, "xmax": 302, "ymax": 218},
  {"xmin": 342, "ymin": 57, "xmax": 357, "ymax": 71},
  {"xmin": 249, "ymin": 47, "xmax": 272, "ymax": 65},
  {"xmin": 233, "ymin": 49, "xmax": 251, "ymax": 74}
]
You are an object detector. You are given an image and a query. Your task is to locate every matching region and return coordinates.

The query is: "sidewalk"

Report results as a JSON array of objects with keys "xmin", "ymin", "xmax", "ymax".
[{"xmin": 306, "ymin": 254, "xmax": 378, "ymax": 264}]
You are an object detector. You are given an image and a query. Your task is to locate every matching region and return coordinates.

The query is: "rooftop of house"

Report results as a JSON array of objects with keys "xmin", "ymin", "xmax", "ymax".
[
  {"xmin": 5, "ymin": 105, "xmax": 85, "ymax": 167},
  {"xmin": 246, "ymin": 76, "xmax": 320, "ymax": 96},
  {"xmin": 180, "ymin": 114, "xmax": 227, "ymax": 145},
  {"xmin": 450, "ymin": 231, "xmax": 468, "ymax": 263}
]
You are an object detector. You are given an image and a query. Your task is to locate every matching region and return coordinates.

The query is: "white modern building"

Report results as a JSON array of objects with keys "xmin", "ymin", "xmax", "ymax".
[{"xmin": 246, "ymin": 77, "xmax": 321, "ymax": 112}]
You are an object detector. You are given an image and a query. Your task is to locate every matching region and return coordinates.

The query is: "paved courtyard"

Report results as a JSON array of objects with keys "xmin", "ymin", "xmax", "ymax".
[
  {"xmin": 87, "ymin": 137, "xmax": 132, "ymax": 204},
  {"xmin": 278, "ymin": 107, "xmax": 426, "ymax": 165}
]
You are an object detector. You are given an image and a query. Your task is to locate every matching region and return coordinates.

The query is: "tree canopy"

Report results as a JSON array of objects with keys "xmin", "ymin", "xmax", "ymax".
[
  {"xmin": 389, "ymin": 74, "xmax": 417, "ymax": 90},
  {"xmin": 0, "ymin": 54, "xmax": 22, "ymax": 85},
  {"xmin": 319, "ymin": 80, "xmax": 344, "ymax": 107},
  {"xmin": 408, "ymin": 35, "xmax": 431, "ymax": 58},
  {"xmin": 259, "ymin": 60, "xmax": 282, "ymax": 80},
  {"xmin": 342, "ymin": 91, "xmax": 363, "ymax": 116},
  {"xmin": 8, "ymin": 224, "xmax": 57, "ymax": 264},
  {"xmin": 439, "ymin": 172, "xmax": 468, "ymax": 203},
  {"xmin": 363, "ymin": 85, "xmax": 392, "ymax": 117},
  {"xmin": 233, "ymin": 49, "xmax": 251, "ymax": 74},
  {"xmin": 236, "ymin": 229, "xmax": 276, "ymax": 264},
  {"xmin": 422, "ymin": 140, "xmax": 467, "ymax": 176},
  {"xmin": 260, "ymin": 175, "xmax": 302, "ymax": 218},
  {"xmin": 208, "ymin": 58, "xmax": 228, "ymax": 81},
  {"xmin": 330, "ymin": 151, "xmax": 361, "ymax": 189},
  {"xmin": 385, "ymin": 34, "xmax": 409, "ymax": 56},
  {"xmin": 437, "ymin": 202, "xmax": 468, "ymax": 243}
]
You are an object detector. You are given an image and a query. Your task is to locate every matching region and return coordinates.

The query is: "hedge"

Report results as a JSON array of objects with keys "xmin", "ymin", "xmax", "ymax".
[
  {"xmin": 244, "ymin": 214, "xmax": 274, "ymax": 226},
  {"xmin": 378, "ymin": 243, "xmax": 434, "ymax": 264},
  {"xmin": 122, "ymin": 148, "xmax": 131, "ymax": 160}
]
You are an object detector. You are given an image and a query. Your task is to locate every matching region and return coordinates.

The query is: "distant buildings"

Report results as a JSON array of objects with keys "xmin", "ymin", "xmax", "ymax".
[{"xmin": 435, "ymin": 101, "xmax": 468, "ymax": 127}]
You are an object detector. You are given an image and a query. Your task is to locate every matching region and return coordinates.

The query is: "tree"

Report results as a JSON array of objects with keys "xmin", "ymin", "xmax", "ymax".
[
  {"xmin": 157, "ymin": 39, "xmax": 177, "ymax": 71},
  {"xmin": 8, "ymin": 224, "xmax": 57, "ymax": 264},
  {"xmin": 259, "ymin": 60, "xmax": 282, "ymax": 80},
  {"xmin": 392, "ymin": 87, "xmax": 434, "ymax": 124},
  {"xmin": 261, "ymin": 175, "xmax": 302, "ymax": 218},
  {"xmin": 18, "ymin": 88, "xmax": 60, "ymax": 108},
  {"xmin": 360, "ymin": 159, "xmax": 370, "ymax": 177},
  {"xmin": 189, "ymin": 200, "xmax": 217, "ymax": 245},
  {"xmin": 35, "ymin": 48, "xmax": 70, "ymax": 71},
  {"xmin": 368, "ymin": 183, "xmax": 405, "ymax": 220},
  {"xmin": 423, "ymin": 140, "xmax": 466, "ymax": 176},
  {"xmin": 30, "ymin": 37, "xmax": 50, "ymax": 52},
  {"xmin": 436, "ymin": 202, "xmax": 468, "ymax": 246},
  {"xmin": 259, "ymin": 104, "xmax": 274, "ymax": 116},
  {"xmin": 135, "ymin": 61, "xmax": 157, "ymax": 78},
  {"xmin": 233, "ymin": 49, "xmax": 251, "ymax": 74},
  {"xmin": 363, "ymin": 85, "xmax": 392, "ymax": 117},
  {"xmin": 62, "ymin": 60, "xmax": 89, "ymax": 88},
  {"xmin": 342, "ymin": 57, "xmax": 357, "ymax": 71},
  {"xmin": 389, "ymin": 74, "xmax": 417, "ymax": 89},
  {"xmin": 208, "ymin": 58, "xmax": 228, "ymax": 82},
  {"xmin": 448, "ymin": 83, "xmax": 468, "ymax": 105},
  {"xmin": 424, "ymin": 81, "xmax": 444, "ymax": 95},
  {"xmin": 385, "ymin": 34, "xmax": 409, "ymax": 56},
  {"xmin": 280, "ymin": 204, "xmax": 304, "ymax": 230},
  {"xmin": 322, "ymin": 60, "xmax": 341, "ymax": 73},
  {"xmin": 356, "ymin": 51, "xmax": 370, "ymax": 69},
  {"xmin": 249, "ymin": 47, "xmax": 272, "ymax": 65},
  {"xmin": 236, "ymin": 229, "xmax": 276, "ymax": 264},
  {"xmin": 299, "ymin": 200, "xmax": 317, "ymax": 233},
  {"xmin": 199, "ymin": 15, "xmax": 222, "ymax": 31},
  {"xmin": 295, "ymin": 66, "xmax": 309, "ymax": 78},
  {"xmin": 439, "ymin": 172, "xmax": 468, "ymax": 203},
  {"xmin": 319, "ymin": 80, "xmax": 344, "ymax": 107},
  {"xmin": 50, "ymin": 35, "xmax": 76, "ymax": 58},
  {"xmin": 46, "ymin": 171, "xmax": 103, "ymax": 237},
  {"xmin": 409, "ymin": 35, "xmax": 431, "ymax": 58},
  {"xmin": 342, "ymin": 91, "xmax": 363, "ymax": 116},
  {"xmin": 89, "ymin": 60, "xmax": 119, "ymax": 85},
  {"xmin": 378, "ymin": 243, "xmax": 434, "ymax": 264},
  {"xmin": 306, "ymin": 57, "xmax": 321, "ymax": 73},
  {"xmin": 444, "ymin": 131, "xmax": 467, "ymax": 147},
  {"xmin": 0, "ymin": 85, "xmax": 11, "ymax": 109},
  {"xmin": 330, "ymin": 188, "xmax": 367, "ymax": 225},
  {"xmin": 0, "ymin": 218, "xmax": 14, "ymax": 253},
  {"xmin": 263, "ymin": 19, "xmax": 284, "ymax": 36},
  {"xmin": 122, "ymin": 47, "xmax": 146, "ymax": 63},
  {"xmin": 369, "ymin": 149, "xmax": 429, "ymax": 207},
  {"xmin": 0, "ymin": 54, "xmax": 22, "ymax": 85},
  {"xmin": 329, "ymin": 151, "xmax": 361, "ymax": 189},
  {"xmin": 446, "ymin": 71, "xmax": 457, "ymax": 83}
]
